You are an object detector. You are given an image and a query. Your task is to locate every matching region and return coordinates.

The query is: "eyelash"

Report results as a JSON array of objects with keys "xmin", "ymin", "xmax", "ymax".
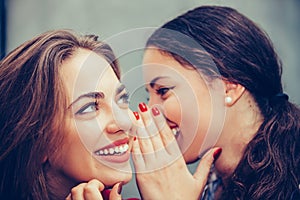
[
  {"xmin": 156, "ymin": 86, "xmax": 175, "ymax": 97},
  {"xmin": 117, "ymin": 93, "xmax": 130, "ymax": 106},
  {"xmin": 75, "ymin": 91, "xmax": 130, "ymax": 116},
  {"xmin": 76, "ymin": 101, "xmax": 99, "ymax": 115}
]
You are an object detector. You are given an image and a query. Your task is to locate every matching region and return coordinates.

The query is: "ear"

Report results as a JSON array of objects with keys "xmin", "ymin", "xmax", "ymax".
[{"xmin": 223, "ymin": 81, "xmax": 245, "ymax": 106}]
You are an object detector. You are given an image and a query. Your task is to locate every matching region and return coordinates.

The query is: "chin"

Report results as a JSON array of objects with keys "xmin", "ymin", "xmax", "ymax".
[
  {"xmin": 213, "ymin": 158, "xmax": 234, "ymax": 179},
  {"xmin": 119, "ymin": 172, "xmax": 132, "ymax": 184},
  {"xmin": 106, "ymin": 170, "xmax": 132, "ymax": 187}
]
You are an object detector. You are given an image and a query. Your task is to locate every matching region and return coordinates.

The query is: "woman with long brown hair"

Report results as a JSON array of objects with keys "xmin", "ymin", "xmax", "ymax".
[
  {"xmin": 132, "ymin": 5, "xmax": 300, "ymax": 199},
  {"xmin": 0, "ymin": 30, "xmax": 134, "ymax": 199}
]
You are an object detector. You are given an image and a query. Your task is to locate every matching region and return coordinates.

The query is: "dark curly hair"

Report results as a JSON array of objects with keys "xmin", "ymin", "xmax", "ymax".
[{"xmin": 146, "ymin": 6, "xmax": 300, "ymax": 199}]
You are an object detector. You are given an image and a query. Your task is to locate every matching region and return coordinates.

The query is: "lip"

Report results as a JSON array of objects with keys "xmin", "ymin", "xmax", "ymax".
[
  {"xmin": 166, "ymin": 118, "xmax": 176, "ymax": 127},
  {"xmin": 99, "ymin": 138, "xmax": 129, "ymax": 151},
  {"xmin": 93, "ymin": 137, "xmax": 131, "ymax": 163},
  {"xmin": 166, "ymin": 119, "xmax": 181, "ymax": 139}
]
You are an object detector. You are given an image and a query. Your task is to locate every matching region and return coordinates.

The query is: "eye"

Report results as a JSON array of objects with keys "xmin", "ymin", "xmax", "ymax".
[
  {"xmin": 76, "ymin": 101, "xmax": 99, "ymax": 115},
  {"xmin": 116, "ymin": 92, "xmax": 130, "ymax": 108},
  {"xmin": 156, "ymin": 86, "xmax": 175, "ymax": 97}
]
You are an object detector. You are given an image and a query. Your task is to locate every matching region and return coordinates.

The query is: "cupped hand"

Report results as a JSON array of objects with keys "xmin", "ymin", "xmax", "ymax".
[
  {"xmin": 65, "ymin": 179, "xmax": 122, "ymax": 200},
  {"xmin": 131, "ymin": 103, "xmax": 221, "ymax": 200}
]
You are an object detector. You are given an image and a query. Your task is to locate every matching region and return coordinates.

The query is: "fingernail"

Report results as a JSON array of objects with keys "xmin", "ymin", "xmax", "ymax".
[
  {"xmin": 133, "ymin": 136, "xmax": 137, "ymax": 141},
  {"xmin": 133, "ymin": 111, "xmax": 140, "ymax": 120},
  {"xmin": 213, "ymin": 148, "xmax": 222, "ymax": 160},
  {"xmin": 138, "ymin": 102, "xmax": 147, "ymax": 112},
  {"xmin": 151, "ymin": 107, "xmax": 160, "ymax": 116},
  {"xmin": 117, "ymin": 182, "xmax": 123, "ymax": 195}
]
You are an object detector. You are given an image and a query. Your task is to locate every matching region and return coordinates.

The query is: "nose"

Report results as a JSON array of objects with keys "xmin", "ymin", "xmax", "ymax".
[{"xmin": 106, "ymin": 102, "xmax": 132, "ymax": 134}]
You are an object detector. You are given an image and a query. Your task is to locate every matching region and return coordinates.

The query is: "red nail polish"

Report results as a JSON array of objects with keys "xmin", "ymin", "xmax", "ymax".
[
  {"xmin": 152, "ymin": 107, "xmax": 160, "ymax": 116},
  {"xmin": 133, "ymin": 136, "xmax": 137, "ymax": 141},
  {"xmin": 133, "ymin": 111, "xmax": 140, "ymax": 120},
  {"xmin": 138, "ymin": 102, "xmax": 147, "ymax": 112},
  {"xmin": 213, "ymin": 148, "xmax": 222, "ymax": 160}
]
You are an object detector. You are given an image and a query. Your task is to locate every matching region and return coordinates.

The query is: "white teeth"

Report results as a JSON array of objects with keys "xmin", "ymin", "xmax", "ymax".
[
  {"xmin": 109, "ymin": 148, "xmax": 114, "ymax": 154},
  {"xmin": 104, "ymin": 149, "xmax": 108, "ymax": 155},
  {"xmin": 172, "ymin": 129, "xmax": 177, "ymax": 136},
  {"xmin": 124, "ymin": 144, "xmax": 129, "ymax": 151},
  {"xmin": 171, "ymin": 127, "xmax": 180, "ymax": 137},
  {"xmin": 119, "ymin": 145, "xmax": 124, "ymax": 152},
  {"xmin": 95, "ymin": 143, "xmax": 129, "ymax": 156},
  {"xmin": 114, "ymin": 146, "xmax": 119, "ymax": 153}
]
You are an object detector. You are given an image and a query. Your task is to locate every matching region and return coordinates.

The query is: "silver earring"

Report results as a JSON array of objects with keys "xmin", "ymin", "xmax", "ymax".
[{"xmin": 225, "ymin": 96, "xmax": 232, "ymax": 104}]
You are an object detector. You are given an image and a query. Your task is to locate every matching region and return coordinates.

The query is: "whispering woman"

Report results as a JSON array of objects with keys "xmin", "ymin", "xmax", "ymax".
[{"xmin": 132, "ymin": 5, "xmax": 300, "ymax": 200}]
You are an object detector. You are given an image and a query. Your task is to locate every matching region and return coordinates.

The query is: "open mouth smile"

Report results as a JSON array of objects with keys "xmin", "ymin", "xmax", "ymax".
[
  {"xmin": 93, "ymin": 138, "xmax": 131, "ymax": 163},
  {"xmin": 94, "ymin": 143, "xmax": 129, "ymax": 156}
]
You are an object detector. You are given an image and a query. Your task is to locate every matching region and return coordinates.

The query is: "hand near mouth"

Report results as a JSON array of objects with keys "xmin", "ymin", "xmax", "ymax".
[{"xmin": 131, "ymin": 102, "xmax": 222, "ymax": 199}]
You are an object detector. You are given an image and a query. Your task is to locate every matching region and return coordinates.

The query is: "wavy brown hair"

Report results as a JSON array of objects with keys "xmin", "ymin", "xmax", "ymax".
[
  {"xmin": 0, "ymin": 30, "xmax": 120, "ymax": 199},
  {"xmin": 146, "ymin": 6, "xmax": 300, "ymax": 199}
]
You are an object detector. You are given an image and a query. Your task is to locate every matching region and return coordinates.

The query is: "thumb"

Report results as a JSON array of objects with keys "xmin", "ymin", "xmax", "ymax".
[
  {"xmin": 193, "ymin": 147, "xmax": 222, "ymax": 184},
  {"xmin": 109, "ymin": 182, "xmax": 123, "ymax": 200}
]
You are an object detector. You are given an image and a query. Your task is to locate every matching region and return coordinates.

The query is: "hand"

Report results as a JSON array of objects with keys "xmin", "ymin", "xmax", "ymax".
[
  {"xmin": 131, "ymin": 103, "xmax": 221, "ymax": 200},
  {"xmin": 65, "ymin": 179, "xmax": 122, "ymax": 200}
]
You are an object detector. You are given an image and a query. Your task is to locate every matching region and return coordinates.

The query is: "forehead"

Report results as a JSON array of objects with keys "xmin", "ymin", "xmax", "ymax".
[
  {"xmin": 143, "ymin": 48, "xmax": 194, "ymax": 82},
  {"xmin": 61, "ymin": 48, "xmax": 119, "ymax": 101}
]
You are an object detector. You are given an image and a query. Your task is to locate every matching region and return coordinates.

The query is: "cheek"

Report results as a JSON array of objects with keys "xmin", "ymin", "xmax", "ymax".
[
  {"xmin": 162, "ymin": 97, "xmax": 181, "ymax": 124},
  {"xmin": 74, "ymin": 119, "xmax": 105, "ymax": 151}
]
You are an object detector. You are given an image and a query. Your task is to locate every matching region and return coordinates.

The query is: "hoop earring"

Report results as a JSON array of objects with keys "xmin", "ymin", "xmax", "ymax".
[{"xmin": 225, "ymin": 96, "xmax": 232, "ymax": 104}]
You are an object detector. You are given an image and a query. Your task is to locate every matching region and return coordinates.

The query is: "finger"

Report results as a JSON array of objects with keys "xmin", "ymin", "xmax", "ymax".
[
  {"xmin": 138, "ymin": 103, "xmax": 170, "ymax": 169},
  {"xmin": 135, "ymin": 104, "xmax": 155, "ymax": 154},
  {"xmin": 65, "ymin": 193, "xmax": 71, "ymax": 200},
  {"xmin": 109, "ymin": 182, "xmax": 123, "ymax": 200},
  {"xmin": 83, "ymin": 179, "xmax": 105, "ymax": 200},
  {"xmin": 131, "ymin": 136, "xmax": 146, "ymax": 172},
  {"xmin": 70, "ymin": 182, "xmax": 87, "ymax": 200},
  {"xmin": 132, "ymin": 110, "xmax": 159, "ymax": 172},
  {"xmin": 193, "ymin": 147, "xmax": 222, "ymax": 186},
  {"xmin": 151, "ymin": 106, "xmax": 180, "ymax": 155},
  {"xmin": 132, "ymin": 110, "xmax": 156, "ymax": 171},
  {"xmin": 147, "ymin": 106, "xmax": 166, "ymax": 151},
  {"xmin": 138, "ymin": 103, "xmax": 165, "ymax": 151}
]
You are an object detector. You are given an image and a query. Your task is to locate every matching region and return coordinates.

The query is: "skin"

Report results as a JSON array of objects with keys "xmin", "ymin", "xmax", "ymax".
[
  {"xmin": 46, "ymin": 48, "xmax": 133, "ymax": 199},
  {"xmin": 140, "ymin": 47, "xmax": 262, "ymax": 182},
  {"xmin": 130, "ymin": 47, "xmax": 224, "ymax": 199},
  {"xmin": 143, "ymin": 47, "xmax": 226, "ymax": 164},
  {"xmin": 132, "ymin": 102, "xmax": 221, "ymax": 200}
]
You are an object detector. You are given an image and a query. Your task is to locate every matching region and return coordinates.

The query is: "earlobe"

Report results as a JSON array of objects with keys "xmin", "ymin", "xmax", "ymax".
[
  {"xmin": 225, "ymin": 96, "xmax": 233, "ymax": 104},
  {"xmin": 223, "ymin": 81, "xmax": 245, "ymax": 106}
]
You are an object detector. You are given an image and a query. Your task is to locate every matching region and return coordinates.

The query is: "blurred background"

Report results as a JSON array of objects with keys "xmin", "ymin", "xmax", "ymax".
[{"xmin": 1, "ymin": 0, "xmax": 299, "ymax": 198}]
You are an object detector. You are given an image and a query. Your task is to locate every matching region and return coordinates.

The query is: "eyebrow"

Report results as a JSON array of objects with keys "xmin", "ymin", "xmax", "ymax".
[
  {"xmin": 149, "ymin": 76, "xmax": 168, "ymax": 88},
  {"xmin": 68, "ymin": 84, "xmax": 126, "ymax": 109},
  {"xmin": 68, "ymin": 92, "xmax": 104, "ymax": 109}
]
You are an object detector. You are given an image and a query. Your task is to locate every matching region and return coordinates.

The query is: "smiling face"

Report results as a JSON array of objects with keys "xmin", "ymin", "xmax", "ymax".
[
  {"xmin": 143, "ymin": 47, "xmax": 225, "ymax": 163},
  {"xmin": 51, "ymin": 48, "xmax": 133, "ymax": 188}
]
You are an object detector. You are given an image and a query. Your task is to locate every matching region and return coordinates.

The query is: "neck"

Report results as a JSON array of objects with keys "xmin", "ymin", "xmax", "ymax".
[{"xmin": 215, "ymin": 91, "xmax": 263, "ymax": 180}]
